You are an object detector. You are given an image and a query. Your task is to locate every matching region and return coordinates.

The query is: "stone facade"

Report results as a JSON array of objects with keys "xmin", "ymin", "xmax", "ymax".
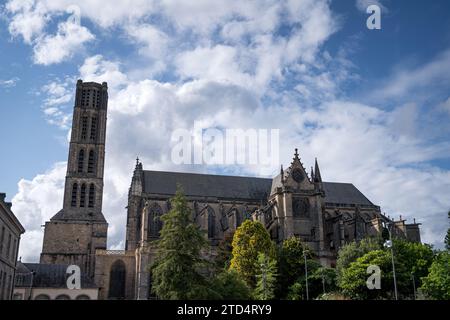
[
  {"xmin": 40, "ymin": 80, "xmax": 109, "ymax": 279},
  {"xmin": 0, "ymin": 193, "xmax": 25, "ymax": 300}
]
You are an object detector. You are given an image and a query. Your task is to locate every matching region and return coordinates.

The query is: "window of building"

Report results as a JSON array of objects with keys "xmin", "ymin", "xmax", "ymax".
[
  {"xmin": 208, "ymin": 207, "xmax": 216, "ymax": 239},
  {"xmin": 6, "ymin": 234, "xmax": 11, "ymax": 259},
  {"xmin": 76, "ymin": 294, "xmax": 90, "ymax": 300},
  {"xmin": 35, "ymin": 294, "xmax": 50, "ymax": 300},
  {"xmin": 148, "ymin": 204, "xmax": 163, "ymax": 239},
  {"xmin": 55, "ymin": 294, "xmax": 71, "ymax": 300},
  {"xmin": 88, "ymin": 150, "xmax": 95, "ymax": 174},
  {"xmin": 108, "ymin": 260, "xmax": 126, "ymax": 299},
  {"xmin": 80, "ymin": 184, "xmax": 86, "ymax": 208},
  {"xmin": 71, "ymin": 183, "xmax": 78, "ymax": 207},
  {"xmin": 90, "ymin": 117, "xmax": 97, "ymax": 140},
  {"xmin": 77, "ymin": 149, "xmax": 85, "ymax": 173},
  {"xmin": 81, "ymin": 116, "xmax": 88, "ymax": 140},
  {"xmin": 88, "ymin": 184, "xmax": 95, "ymax": 208}
]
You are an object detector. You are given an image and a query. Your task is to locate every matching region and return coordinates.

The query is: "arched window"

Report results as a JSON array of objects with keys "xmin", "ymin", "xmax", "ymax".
[
  {"xmin": 207, "ymin": 207, "xmax": 216, "ymax": 239},
  {"xmin": 88, "ymin": 184, "xmax": 95, "ymax": 208},
  {"xmin": 76, "ymin": 294, "xmax": 90, "ymax": 300},
  {"xmin": 77, "ymin": 149, "xmax": 85, "ymax": 173},
  {"xmin": 90, "ymin": 116, "xmax": 97, "ymax": 140},
  {"xmin": 80, "ymin": 184, "xmax": 86, "ymax": 207},
  {"xmin": 71, "ymin": 183, "xmax": 78, "ymax": 207},
  {"xmin": 88, "ymin": 150, "xmax": 95, "ymax": 173},
  {"xmin": 55, "ymin": 294, "xmax": 70, "ymax": 300},
  {"xmin": 108, "ymin": 260, "xmax": 126, "ymax": 299},
  {"xmin": 34, "ymin": 294, "xmax": 50, "ymax": 300},
  {"xmin": 80, "ymin": 116, "xmax": 88, "ymax": 140},
  {"xmin": 148, "ymin": 204, "xmax": 163, "ymax": 239},
  {"xmin": 235, "ymin": 209, "xmax": 242, "ymax": 228}
]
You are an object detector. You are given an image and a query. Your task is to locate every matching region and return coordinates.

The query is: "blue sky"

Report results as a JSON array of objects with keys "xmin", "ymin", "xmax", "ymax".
[{"xmin": 0, "ymin": 0, "xmax": 449, "ymax": 261}]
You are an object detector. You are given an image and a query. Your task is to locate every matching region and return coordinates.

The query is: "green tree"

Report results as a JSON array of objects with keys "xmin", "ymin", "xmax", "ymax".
[
  {"xmin": 277, "ymin": 236, "xmax": 310, "ymax": 298},
  {"xmin": 211, "ymin": 269, "xmax": 252, "ymax": 300},
  {"xmin": 336, "ymin": 237, "xmax": 382, "ymax": 285},
  {"xmin": 420, "ymin": 251, "xmax": 450, "ymax": 300},
  {"xmin": 229, "ymin": 220, "xmax": 275, "ymax": 288},
  {"xmin": 286, "ymin": 259, "xmax": 323, "ymax": 300},
  {"xmin": 392, "ymin": 238, "xmax": 434, "ymax": 295},
  {"xmin": 254, "ymin": 253, "xmax": 277, "ymax": 300},
  {"xmin": 339, "ymin": 249, "xmax": 394, "ymax": 300},
  {"xmin": 151, "ymin": 185, "xmax": 212, "ymax": 299}
]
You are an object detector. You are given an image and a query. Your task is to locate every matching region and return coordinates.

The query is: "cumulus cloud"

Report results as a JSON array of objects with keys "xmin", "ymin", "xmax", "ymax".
[
  {"xmin": 33, "ymin": 13, "xmax": 94, "ymax": 65},
  {"xmin": 12, "ymin": 162, "xmax": 66, "ymax": 262}
]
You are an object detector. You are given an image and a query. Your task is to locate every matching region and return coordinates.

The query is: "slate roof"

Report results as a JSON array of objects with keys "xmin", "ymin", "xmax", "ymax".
[
  {"xmin": 322, "ymin": 182, "xmax": 375, "ymax": 206},
  {"xmin": 51, "ymin": 209, "xmax": 107, "ymax": 223},
  {"xmin": 142, "ymin": 170, "xmax": 377, "ymax": 207},
  {"xmin": 14, "ymin": 262, "xmax": 96, "ymax": 288},
  {"xmin": 143, "ymin": 170, "xmax": 272, "ymax": 201}
]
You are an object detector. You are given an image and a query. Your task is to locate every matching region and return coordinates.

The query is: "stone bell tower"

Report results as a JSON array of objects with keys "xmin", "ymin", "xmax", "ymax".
[{"xmin": 40, "ymin": 80, "xmax": 109, "ymax": 279}]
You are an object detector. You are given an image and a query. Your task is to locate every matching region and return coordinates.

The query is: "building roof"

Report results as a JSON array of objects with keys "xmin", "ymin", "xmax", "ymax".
[
  {"xmin": 143, "ymin": 170, "xmax": 272, "ymax": 201},
  {"xmin": 142, "ymin": 170, "xmax": 377, "ymax": 207},
  {"xmin": 322, "ymin": 182, "xmax": 375, "ymax": 206},
  {"xmin": 15, "ymin": 262, "xmax": 97, "ymax": 288}
]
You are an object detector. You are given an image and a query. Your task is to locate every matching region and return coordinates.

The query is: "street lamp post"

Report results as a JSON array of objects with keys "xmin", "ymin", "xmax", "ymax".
[
  {"xmin": 411, "ymin": 273, "xmax": 416, "ymax": 300},
  {"xmin": 384, "ymin": 222, "xmax": 398, "ymax": 300},
  {"xmin": 304, "ymin": 248, "xmax": 309, "ymax": 301}
]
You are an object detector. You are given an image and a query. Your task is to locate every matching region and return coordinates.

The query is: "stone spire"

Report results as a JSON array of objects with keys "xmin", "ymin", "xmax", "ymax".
[
  {"xmin": 310, "ymin": 166, "xmax": 314, "ymax": 181},
  {"xmin": 314, "ymin": 158, "xmax": 322, "ymax": 183},
  {"xmin": 130, "ymin": 157, "xmax": 143, "ymax": 196}
]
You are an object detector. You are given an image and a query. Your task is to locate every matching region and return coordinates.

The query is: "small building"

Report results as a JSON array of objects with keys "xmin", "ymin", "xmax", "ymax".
[
  {"xmin": 0, "ymin": 192, "xmax": 25, "ymax": 300},
  {"xmin": 13, "ymin": 262, "xmax": 99, "ymax": 300}
]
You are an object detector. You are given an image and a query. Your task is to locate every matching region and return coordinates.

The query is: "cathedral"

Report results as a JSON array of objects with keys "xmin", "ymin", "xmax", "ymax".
[{"xmin": 39, "ymin": 80, "xmax": 421, "ymax": 300}]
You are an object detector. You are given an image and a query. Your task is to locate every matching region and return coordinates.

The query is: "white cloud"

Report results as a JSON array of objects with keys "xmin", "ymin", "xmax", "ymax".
[
  {"xmin": 0, "ymin": 77, "xmax": 20, "ymax": 88},
  {"xmin": 32, "ymin": 13, "xmax": 94, "ymax": 65},
  {"xmin": 40, "ymin": 78, "xmax": 75, "ymax": 129},
  {"xmin": 355, "ymin": 0, "xmax": 388, "ymax": 13},
  {"xmin": 12, "ymin": 162, "xmax": 66, "ymax": 262}
]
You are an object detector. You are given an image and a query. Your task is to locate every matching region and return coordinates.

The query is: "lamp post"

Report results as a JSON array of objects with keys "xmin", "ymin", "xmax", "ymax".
[
  {"xmin": 303, "ymin": 248, "xmax": 309, "ymax": 301},
  {"xmin": 383, "ymin": 221, "xmax": 398, "ymax": 300},
  {"xmin": 411, "ymin": 273, "xmax": 416, "ymax": 300}
]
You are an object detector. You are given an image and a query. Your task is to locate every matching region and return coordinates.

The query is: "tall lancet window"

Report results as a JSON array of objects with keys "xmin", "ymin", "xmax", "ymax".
[
  {"xmin": 71, "ymin": 183, "xmax": 78, "ymax": 207},
  {"xmin": 148, "ymin": 204, "xmax": 163, "ymax": 239},
  {"xmin": 80, "ymin": 184, "xmax": 86, "ymax": 208},
  {"xmin": 208, "ymin": 207, "xmax": 216, "ymax": 239},
  {"xmin": 88, "ymin": 150, "xmax": 95, "ymax": 173},
  {"xmin": 88, "ymin": 184, "xmax": 95, "ymax": 208},
  {"xmin": 90, "ymin": 117, "xmax": 97, "ymax": 141},
  {"xmin": 81, "ymin": 116, "xmax": 88, "ymax": 140},
  {"xmin": 77, "ymin": 149, "xmax": 85, "ymax": 173}
]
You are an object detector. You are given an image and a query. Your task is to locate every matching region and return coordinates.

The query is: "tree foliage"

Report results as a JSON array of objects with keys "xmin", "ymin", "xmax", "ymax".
[
  {"xmin": 336, "ymin": 237, "xmax": 382, "ymax": 284},
  {"xmin": 151, "ymin": 185, "xmax": 212, "ymax": 299},
  {"xmin": 229, "ymin": 220, "xmax": 275, "ymax": 288},
  {"xmin": 277, "ymin": 236, "xmax": 311, "ymax": 298},
  {"xmin": 339, "ymin": 249, "xmax": 393, "ymax": 300},
  {"xmin": 420, "ymin": 251, "xmax": 450, "ymax": 300},
  {"xmin": 254, "ymin": 253, "xmax": 278, "ymax": 300},
  {"xmin": 211, "ymin": 269, "xmax": 252, "ymax": 300}
]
